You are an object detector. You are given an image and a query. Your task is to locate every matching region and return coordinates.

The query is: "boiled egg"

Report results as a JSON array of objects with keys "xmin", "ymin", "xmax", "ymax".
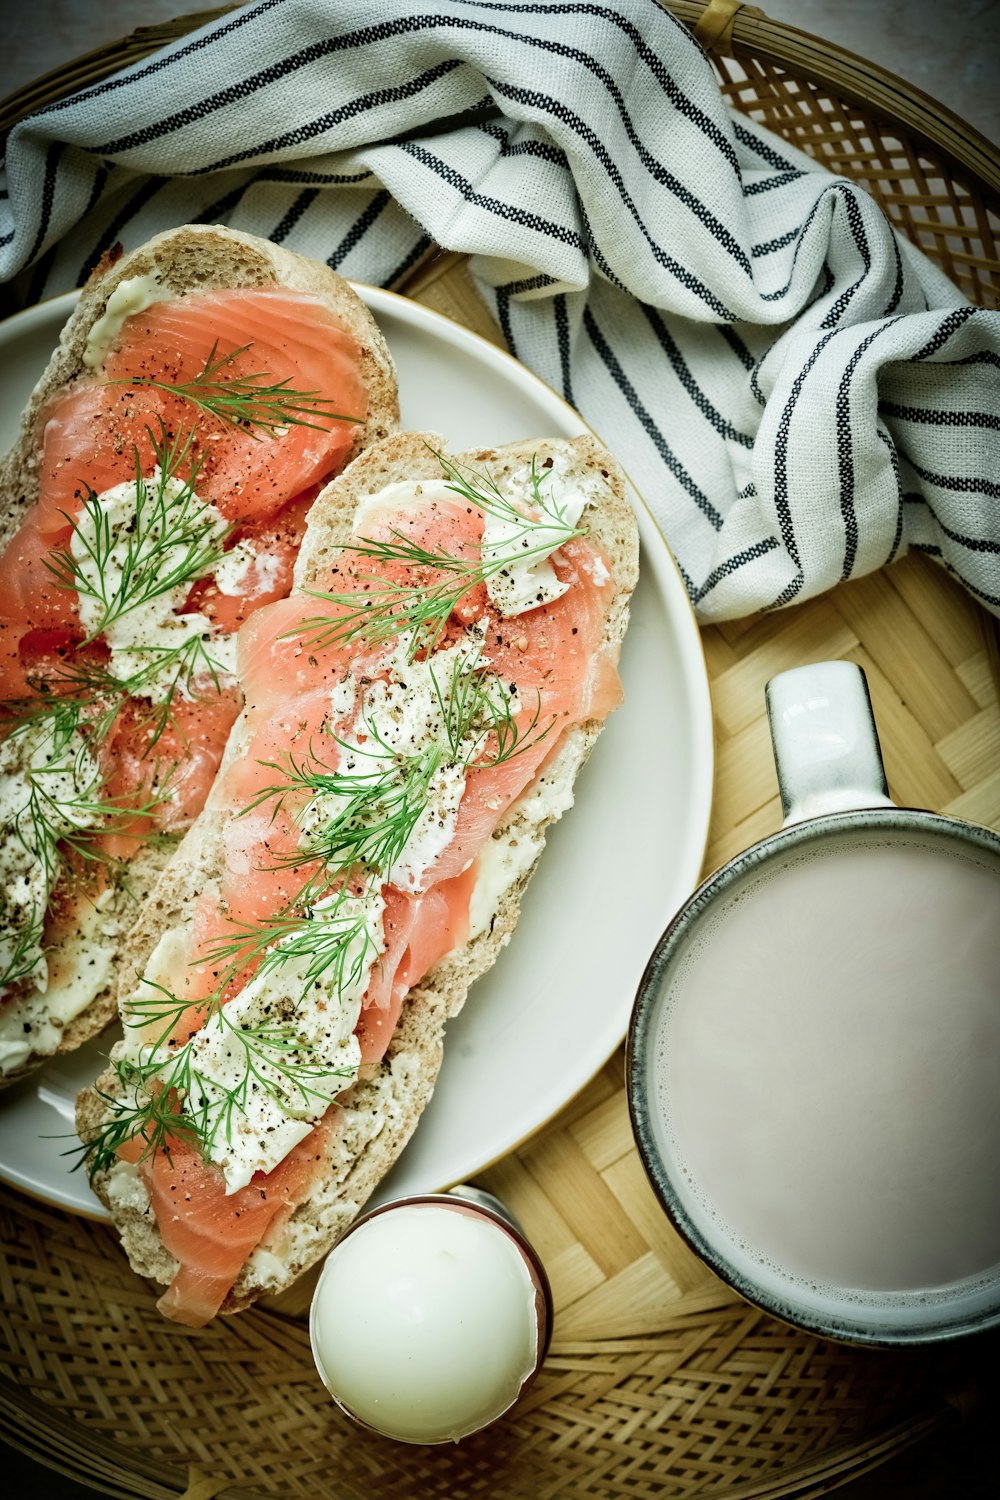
[{"xmin": 309, "ymin": 1199, "xmax": 547, "ymax": 1443}]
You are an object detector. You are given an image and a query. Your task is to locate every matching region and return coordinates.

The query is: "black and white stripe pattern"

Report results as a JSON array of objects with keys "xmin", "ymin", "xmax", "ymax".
[{"xmin": 2, "ymin": 0, "xmax": 998, "ymax": 620}]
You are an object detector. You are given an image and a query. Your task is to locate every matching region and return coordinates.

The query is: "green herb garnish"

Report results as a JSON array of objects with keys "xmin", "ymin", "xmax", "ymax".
[
  {"xmin": 0, "ymin": 905, "xmax": 47, "ymax": 994},
  {"xmin": 114, "ymin": 341, "xmax": 364, "ymax": 438},
  {"xmin": 247, "ymin": 735, "xmax": 445, "ymax": 880},
  {"xmin": 77, "ymin": 879, "xmax": 379, "ymax": 1175},
  {"xmin": 3, "ymin": 701, "xmax": 169, "ymax": 870},
  {"xmin": 0, "ymin": 704, "xmax": 174, "ymax": 996},
  {"xmin": 36, "ymin": 420, "xmax": 239, "ymax": 736},
  {"xmin": 46, "ymin": 425, "xmax": 228, "ymax": 644},
  {"xmin": 242, "ymin": 648, "xmax": 551, "ymax": 881},
  {"xmin": 294, "ymin": 449, "xmax": 587, "ymax": 658}
]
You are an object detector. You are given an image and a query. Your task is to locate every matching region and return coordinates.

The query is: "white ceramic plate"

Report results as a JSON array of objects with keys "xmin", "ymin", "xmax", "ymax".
[{"xmin": 0, "ymin": 285, "xmax": 713, "ymax": 1219}]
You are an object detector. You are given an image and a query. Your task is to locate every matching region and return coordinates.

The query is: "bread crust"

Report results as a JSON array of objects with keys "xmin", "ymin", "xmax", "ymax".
[
  {"xmin": 0, "ymin": 224, "xmax": 399, "ymax": 1086},
  {"xmin": 77, "ymin": 430, "xmax": 639, "ymax": 1313}
]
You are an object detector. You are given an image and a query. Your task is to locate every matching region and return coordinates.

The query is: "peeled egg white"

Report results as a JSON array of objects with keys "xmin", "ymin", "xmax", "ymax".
[{"xmin": 310, "ymin": 1204, "xmax": 541, "ymax": 1444}]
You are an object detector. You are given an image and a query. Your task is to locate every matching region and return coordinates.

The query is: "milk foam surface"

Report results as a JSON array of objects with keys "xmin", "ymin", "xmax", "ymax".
[{"xmin": 652, "ymin": 829, "xmax": 1000, "ymax": 1302}]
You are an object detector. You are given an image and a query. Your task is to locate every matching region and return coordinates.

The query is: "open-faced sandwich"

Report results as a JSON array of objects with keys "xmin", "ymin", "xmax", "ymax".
[
  {"xmin": 0, "ymin": 225, "xmax": 397, "ymax": 1084},
  {"xmin": 77, "ymin": 429, "xmax": 639, "ymax": 1324}
]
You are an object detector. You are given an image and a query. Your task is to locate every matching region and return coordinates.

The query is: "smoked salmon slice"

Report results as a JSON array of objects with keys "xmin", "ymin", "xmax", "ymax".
[
  {"xmin": 36, "ymin": 287, "xmax": 367, "ymax": 529},
  {"xmin": 127, "ymin": 1115, "xmax": 339, "ymax": 1328}
]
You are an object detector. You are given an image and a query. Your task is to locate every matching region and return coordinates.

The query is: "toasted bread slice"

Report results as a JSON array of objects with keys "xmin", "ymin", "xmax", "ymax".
[
  {"xmin": 77, "ymin": 430, "xmax": 639, "ymax": 1315},
  {"xmin": 0, "ymin": 225, "xmax": 398, "ymax": 1086}
]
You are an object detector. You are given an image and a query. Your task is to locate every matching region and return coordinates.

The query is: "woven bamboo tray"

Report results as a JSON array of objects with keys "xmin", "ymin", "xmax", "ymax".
[{"xmin": 3, "ymin": 5, "xmax": 1000, "ymax": 1497}]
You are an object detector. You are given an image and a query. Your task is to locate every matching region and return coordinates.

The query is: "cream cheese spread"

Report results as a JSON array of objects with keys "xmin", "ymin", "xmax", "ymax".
[
  {"xmin": 82, "ymin": 274, "xmax": 168, "ymax": 371},
  {"xmin": 214, "ymin": 541, "xmax": 283, "ymax": 599},
  {"xmin": 0, "ymin": 892, "xmax": 120, "ymax": 1073},
  {"xmin": 70, "ymin": 470, "xmax": 237, "ymax": 700},
  {"xmin": 351, "ymin": 478, "xmax": 454, "ymax": 536},
  {"xmin": 467, "ymin": 745, "xmax": 582, "ymax": 939},
  {"xmin": 307, "ymin": 625, "xmax": 507, "ymax": 893},
  {"xmin": 479, "ymin": 453, "xmax": 590, "ymax": 617},
  {"xmin": 127, "ymin": 887, "xmax": 385, "ymax": 1193},
  {"xmin": 0, "ymin": 716, "xmax": 105, "ymax": 1024},
  {"xmin": 350, "ymin": 464, "xmax": 592, "ymax": 619}
]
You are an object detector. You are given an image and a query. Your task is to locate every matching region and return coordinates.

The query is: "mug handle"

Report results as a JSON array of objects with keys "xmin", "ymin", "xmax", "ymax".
[{"xmin": 765, "ymin": 662, "xmax": 896, "ymax": 827}]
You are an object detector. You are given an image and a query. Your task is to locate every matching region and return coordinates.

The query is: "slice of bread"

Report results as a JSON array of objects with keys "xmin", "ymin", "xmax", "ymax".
[
  {"xmin": 77, "ymin": 429, "xmax": 639, "ymax": 1316},
  {"xmin": 0, "ymin": 225, "xmax": 399, "ymax": 1086}
]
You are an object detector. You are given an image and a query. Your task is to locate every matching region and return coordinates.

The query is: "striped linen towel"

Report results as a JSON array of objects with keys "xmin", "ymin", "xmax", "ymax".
[{"xmin": 1, "ymin": 0, "xmax": 998, "ymax": 620}]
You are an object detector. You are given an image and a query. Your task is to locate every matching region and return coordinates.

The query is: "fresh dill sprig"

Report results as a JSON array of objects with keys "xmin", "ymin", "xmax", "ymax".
[
  {"xmin": 243, "ymin": 651, "xmax": 553, "ymax": 882},
  {"xmin": 114, "ymin": 341, "xmax": 364, "ymax": 438},
  {"xmin": 430, "ymin": 646, "xmax": 551, "ymax": 768},
  {"xmin": 196, "ymin": 886, "xmax": 379, "ymax": 1005},
  {"xmin": 439, "ymin": 449, "xmax": 582, "ymax": 543},
  {"xmin": 45, "ymin": 424, "xmax": 229, "ymax": 645},
  {"xmin": 0, "ymin": 904, "xmax": 47, "ymax": 993},
  {"xmin": 4, "ymin": 693, "xmax": 106, "ymax": 764},
  {"xmin": 4, "ymin": 679, "xmax": 124, "ymax": 753},
  {"xmin": 77, "ymin": 1018, "xmax": 355, "ymax": 1175},
  {"xmin": 243, "ymin": 732, "xmax": 443, "ymax": 879},
  {"xmin": 71, "ymin": 632, "xmax": 233, "ymax": 751},
  {"xmin": 299, "ymin": 549, "xmax": 487, "ymax": 659},
  {"xmin": 4, "ymin": 705, "xmax": 175, "ymax": 873},
  {"xmin": 0, "ymin": 705, "xmax": 176, "ymax": 999},
  {"xmin": 19, "ymin": 763, "xmax": 154, "ymax": 870},
  {"xmin": 37, "ymin": 419, "xmax": 239, "ymax": 735},
  {"xmin": 293, "ymin": 448, "xmax": 588, "ymax": 658},
  {"xmin": 21, "ymin": 624, "xmax": 235, "ymax": 760},
  {"xmin": 126, "ymin": 633, "xmax": 232, "ymax": 751},
  {"xmin": 77, "ymin": 881, "xmax": 378, "ymax": 1176}
]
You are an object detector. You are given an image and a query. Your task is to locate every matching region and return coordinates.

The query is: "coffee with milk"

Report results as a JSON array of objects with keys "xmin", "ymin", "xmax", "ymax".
[
  {"xmin": 652, "ymin": 828, "xmax": 1000, "ymax": 1302},
  {"xmin": 629, "ymin": 663, "xmax": 1000, "ymax": 1343}
]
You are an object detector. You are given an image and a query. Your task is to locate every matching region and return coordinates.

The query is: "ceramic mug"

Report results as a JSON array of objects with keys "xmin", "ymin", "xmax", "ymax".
[{"xmin": 627, "ymin": 661, "xmax": 1000, "ymax": 1344}]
